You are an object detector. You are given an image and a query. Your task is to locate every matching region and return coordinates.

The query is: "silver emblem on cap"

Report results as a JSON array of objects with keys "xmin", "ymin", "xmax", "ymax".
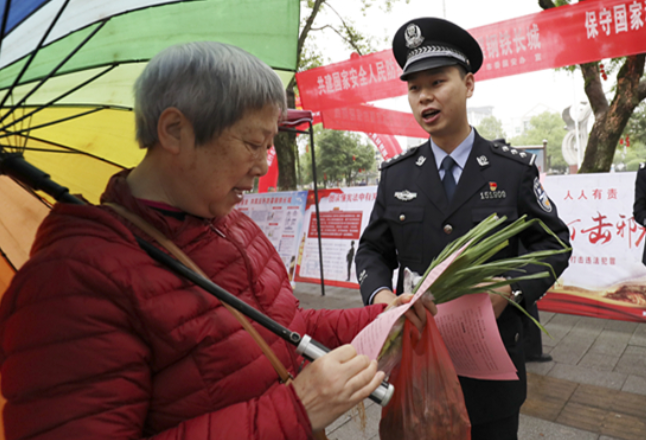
[{"xmin": 404, "ymin": 23, "xmax": 424, "ymax": 49}]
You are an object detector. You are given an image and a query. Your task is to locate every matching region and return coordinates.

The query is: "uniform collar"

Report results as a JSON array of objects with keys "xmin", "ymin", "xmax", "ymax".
[{"xmin": 430, "ymin": 127, "xmax": 474, "ymax": 171}]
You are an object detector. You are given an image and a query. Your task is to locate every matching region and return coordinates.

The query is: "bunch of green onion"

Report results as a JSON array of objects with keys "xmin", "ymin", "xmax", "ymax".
[{"xmin": 378, "ymin": 213, "xmax": 571, "ymax": 365}]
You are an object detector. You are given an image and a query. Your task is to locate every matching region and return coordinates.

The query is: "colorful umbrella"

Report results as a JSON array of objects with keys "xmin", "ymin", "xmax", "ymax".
[{"xmin": 0, "ymin": 0, "xmax": 300, "ymax": 293}]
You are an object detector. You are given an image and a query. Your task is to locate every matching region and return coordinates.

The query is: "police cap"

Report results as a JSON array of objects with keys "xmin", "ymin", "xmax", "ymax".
[{"xmin": 393, "ymin": 17, "xmax": 483, "ymax": 81}]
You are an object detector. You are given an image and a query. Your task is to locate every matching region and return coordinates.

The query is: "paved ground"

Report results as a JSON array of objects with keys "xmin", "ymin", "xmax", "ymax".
[{"xmin": 292, "ymin": 282, "xmax": 646, "ymax": 440}]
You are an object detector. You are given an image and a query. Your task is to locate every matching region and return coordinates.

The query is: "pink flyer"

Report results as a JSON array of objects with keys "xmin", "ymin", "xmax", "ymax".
[{"xmin": 435, "ymin": 293, "xmax": 518, "ymax": 381}]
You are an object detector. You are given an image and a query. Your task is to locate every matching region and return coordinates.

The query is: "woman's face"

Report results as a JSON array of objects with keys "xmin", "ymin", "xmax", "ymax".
[{"xmin": 178, "ymin": 104, "xmax": 280, "ymax": 218}]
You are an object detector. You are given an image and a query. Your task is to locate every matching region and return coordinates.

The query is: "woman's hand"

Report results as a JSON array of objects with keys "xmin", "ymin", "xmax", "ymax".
[
  {"xmin": 374, "ymin": 289, "xmax": 437, "ymax": 334},
  {"xmin": 292, "ymin": 345, "xmax": 385, "ymax": 431}
]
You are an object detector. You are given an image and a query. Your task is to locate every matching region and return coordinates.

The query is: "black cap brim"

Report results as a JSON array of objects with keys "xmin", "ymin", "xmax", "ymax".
[{"xmin": 400, "ymin": 57, "xmax": 460, "ymax": 80}]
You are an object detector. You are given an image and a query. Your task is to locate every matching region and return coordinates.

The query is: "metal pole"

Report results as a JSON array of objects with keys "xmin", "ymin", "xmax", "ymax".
[{"xmin": 308, "ymin": 123, "xmax": 325, "ymax": 296}]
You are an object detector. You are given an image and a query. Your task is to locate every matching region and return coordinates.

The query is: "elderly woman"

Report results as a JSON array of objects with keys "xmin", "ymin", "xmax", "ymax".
[{"xmin": 0, "ymin": 42, "xmax": 433, "ymax": 439}]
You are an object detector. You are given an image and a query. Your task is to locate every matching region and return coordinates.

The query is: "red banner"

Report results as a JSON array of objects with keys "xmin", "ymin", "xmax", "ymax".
[
  {"xmin": 321, "ymin": 105, "xmax": 428, "ymax": 138},
  {"xmin": 258, "ymin": 146, "xmax": 279, "ymax": 193},
  {"xmin": 367, "ymin": 133, "xmax": 404, "ymax": 160},
  {"xmin": 296, "ymin": 0, "xmax": 646, "ymax": 112},
  {"xmin": 297, "ymin": 50, "xmax": 406, "ymax": 113}
]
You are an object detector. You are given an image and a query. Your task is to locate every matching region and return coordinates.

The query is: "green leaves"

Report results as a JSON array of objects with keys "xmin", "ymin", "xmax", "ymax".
[{"xmin": 413, "ymin": 213, "xmax": 571, "ymax": 335}]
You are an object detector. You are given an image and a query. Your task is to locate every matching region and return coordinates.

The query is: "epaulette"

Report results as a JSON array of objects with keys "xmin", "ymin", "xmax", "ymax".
[
  {"xmin": 490, "ymin": 141, "xmax": 536, "ymax": 166},
  {"xmin": 379, "ymin": 145, "xmax": 421, "ymax": 170}
]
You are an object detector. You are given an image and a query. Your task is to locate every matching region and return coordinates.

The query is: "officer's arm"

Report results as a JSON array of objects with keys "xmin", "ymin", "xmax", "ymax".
[
  {"xmin": 355, "ymin": 171, "xmax": 399, "ymax": 305},
  {"xmin": 512, "ymin": 166, "xmax": 572, "ymax": 306},
  {"xmin": 633, "ymin": 168, "xmax": 646, "ymax": 227}
]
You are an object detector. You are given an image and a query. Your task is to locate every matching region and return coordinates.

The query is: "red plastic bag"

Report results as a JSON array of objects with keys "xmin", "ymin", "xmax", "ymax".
[{"xmin": 379, "ymin": 310, "xmax": 471, "ymax": 440}]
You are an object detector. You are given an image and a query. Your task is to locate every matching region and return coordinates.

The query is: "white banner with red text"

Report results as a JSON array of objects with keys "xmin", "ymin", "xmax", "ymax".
[{"xmin": 241, "ymin": 173, "xmax": 646, "ymax": 322}]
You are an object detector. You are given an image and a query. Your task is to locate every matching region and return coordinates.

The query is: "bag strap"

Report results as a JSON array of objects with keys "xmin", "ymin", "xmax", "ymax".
[
  {"xmin": 104, "ymin": 203, "xmax": 330, "ymax": 440},
  {"xmin": 103, "ymin": 203, "xmax": 293, "ymax": 384}
]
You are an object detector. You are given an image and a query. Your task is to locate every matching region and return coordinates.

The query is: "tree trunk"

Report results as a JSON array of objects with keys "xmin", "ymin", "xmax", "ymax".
[
  {"xmin": 273, "ymin": 0, "xmax": 326, "ymax": 191},
  {"xmin": 275, "ymin": 83, "xmax": 297, "ymax": 190},
  {"xmin": 579, "ymin": 55, "xmax": 646, "ymax": 173},
  {"xmin": 537, "ymin": 1, "xmax": 646, "ymax": 174}
]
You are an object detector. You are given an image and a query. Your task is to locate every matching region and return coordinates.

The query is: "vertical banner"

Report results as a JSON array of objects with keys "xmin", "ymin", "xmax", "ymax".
[
  {"xmin": 236, "ymin": 191, "xmax": 308, "ymax": 283},
  {"xmin": 257, "ymin": 146, "xmax": 279, "ymax": 193},
  {"xmin": 543, "ymin": 172, "xmax": 646, "ymax": 322},
  {"xmin": 294, "ymin": 187, "xmax": 378, "ymax": 288}
]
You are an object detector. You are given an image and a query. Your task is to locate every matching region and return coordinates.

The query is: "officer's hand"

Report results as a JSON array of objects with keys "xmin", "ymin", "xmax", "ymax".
[
  {"xmin": 292, "ymin": 345, "xmax": 385, "ymax": 431},
  {"xmin": 375, "ymin": 289, "xmax": 437, "ymax": 334},
  {"xmin": 488, "ymin": 285, "xmax": 513, "ymax": 319}
]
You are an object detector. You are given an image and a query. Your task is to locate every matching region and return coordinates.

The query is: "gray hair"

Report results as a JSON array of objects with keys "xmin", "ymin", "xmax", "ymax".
[{"xmin": 134, "ymin": 41, "xmax": 287, "ymax": 148}]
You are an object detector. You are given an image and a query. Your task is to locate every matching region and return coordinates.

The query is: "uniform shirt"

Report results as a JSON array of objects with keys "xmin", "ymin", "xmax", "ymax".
[
  {"xmin": 367, "ymin": 128, "xmax": 475, "ymax": 304},
  {"xmin": 432, "ymin": 127, "xmax": 474, "ymax": 185}
]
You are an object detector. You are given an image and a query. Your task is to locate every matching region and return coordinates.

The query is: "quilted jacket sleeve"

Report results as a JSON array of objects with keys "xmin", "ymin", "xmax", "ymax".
[
  {"xmin": 0, "ymin": 257, "xmax": 312, "ymax": 440},
  {"xmin": 297, "ymin": 304, "xmax": 386, "ymax": 350}
]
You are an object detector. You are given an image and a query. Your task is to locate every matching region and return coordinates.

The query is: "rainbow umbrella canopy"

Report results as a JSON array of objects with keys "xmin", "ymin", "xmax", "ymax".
[{"xmin": 0, "ymin": 0, "xmax": 300, "ymax": 294}]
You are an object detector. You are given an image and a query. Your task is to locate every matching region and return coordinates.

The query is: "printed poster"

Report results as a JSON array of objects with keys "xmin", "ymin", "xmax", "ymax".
[
  {"xmin": 542, "ymin": 172, "xmax": 646, "ymax": 322},
  {"xmin": 294, "ymin": 187, "xmax": 378, "ymax": 288},
  {"xmin": 237, "ymin": 191, "xmax": 308, "ymax": 282}
]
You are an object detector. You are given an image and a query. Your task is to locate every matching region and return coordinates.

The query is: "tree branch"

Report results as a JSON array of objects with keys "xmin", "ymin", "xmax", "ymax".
[
  {"xmin": 310, "ymin": 24, "xmax": 365, "ymax": 55},
  {"xmin": 639, "ymin": 78, "xmax": 646, "ymax": 102},
  {"xmin": 580, "ymin": 62, "xmax": 608, "ymax": 118},
  {"xmin": 538, "ymin": 0, "xmax": 556, "ymax": 9},
  {"xmin": 325, "ymin": 3, "xmax": 364, "ymax": 55},
  {"xmin": 298, "ymin": 0, "xmax": 326, "ymax": 64},
  {"xmin": 613, "ymin": 54, "xmax": 645, "ymax": 106}
]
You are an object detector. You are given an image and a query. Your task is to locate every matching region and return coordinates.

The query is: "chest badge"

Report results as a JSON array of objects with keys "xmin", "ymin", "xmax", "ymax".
[
  {"xmin": 394, "ymin": 190, "xmax": 417, "ymax": 201},
  {"xmin": 477, "ymin": 155, "xmax": 489, "ymax": 166},
  {"xmin": 480, "ymin": 181, "xmax": 506, "ymax": 200},
  {"xmin": 415, "ymin": 156, "xmax": 427, "ymax": 166}
]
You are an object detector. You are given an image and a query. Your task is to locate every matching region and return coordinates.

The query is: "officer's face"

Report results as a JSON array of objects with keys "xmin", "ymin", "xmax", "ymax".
[{"xmin": 407, "ymin": 66, "xmax": 474, "ymax": 150}]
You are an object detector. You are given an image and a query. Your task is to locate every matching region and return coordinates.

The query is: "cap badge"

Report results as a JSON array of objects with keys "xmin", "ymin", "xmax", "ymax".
[
  {"xmin": 405, "ymin": 23, "xmax": 424, "ymax": 49},
  {"xmin": 415, "ymin": 156, "xmax": 427, "ymax": 166},
  {"xmin": 476, "ymin": 155, "xmax": 489, "ymax": 166},
  {"xmin": 394, "ymin": 190, "xmax": 417, "ymax": 201}
]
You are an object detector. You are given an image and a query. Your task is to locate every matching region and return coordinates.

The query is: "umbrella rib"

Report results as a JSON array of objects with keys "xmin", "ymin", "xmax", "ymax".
[
  {"xmin": 0, "ymin": 18, "xmax": 108, "ymax": 126},
  {"xmin": 0, "ymin": 107, "xmax": 104, "ymax": 138},
  {"xmin": 0, "ymin": 0, "xmax": 12, "ymax": 56},
  {"xmin": 0, "ymin": 246, "xmax": 18, "ymax": 272},
  {"xmin": 3, "ymin": 173, "xmax": 53, "ymax": 208},
  {"xmin": 8, "ymin": 132, "xmax": 128, "ymax": 169},
  {"xmin": 1, "ymin": 64, "xmax": 117, "ymax": 131},
  {"xmin": 0, "ymin": 0, "xmax": 198, "ymax": 78},
  {"xmin": 0, "ymin": 0, "xmax": 72, "ymax": 111}
]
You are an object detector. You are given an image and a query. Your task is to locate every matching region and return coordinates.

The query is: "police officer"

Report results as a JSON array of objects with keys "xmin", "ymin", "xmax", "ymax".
[
  {"xmin": 355, "ymin": 17, "xmax": 571, "ymax": 440},
  {"xmin": 633, "ymin": 162, "xmax": 646, "ymax": 265}
]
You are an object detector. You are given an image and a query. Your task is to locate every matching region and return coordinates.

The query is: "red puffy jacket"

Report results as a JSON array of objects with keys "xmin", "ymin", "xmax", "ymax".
[{"xmin": 0, "ymin": 171, "xmax": 385, "ymax": 439}]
